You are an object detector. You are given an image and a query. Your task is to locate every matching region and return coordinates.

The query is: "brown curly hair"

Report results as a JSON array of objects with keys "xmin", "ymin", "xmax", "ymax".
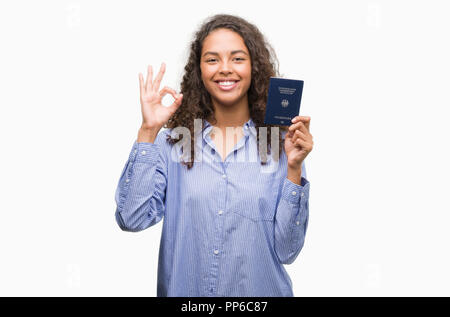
[{"xmin": 165, "ymin": 13, "xmax": 288, "ymax": 169}]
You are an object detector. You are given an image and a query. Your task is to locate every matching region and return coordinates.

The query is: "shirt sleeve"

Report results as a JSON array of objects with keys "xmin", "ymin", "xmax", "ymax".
[
  {"xmin": 274, "ymin": 161, "xmax": 310, "ymax": 265},
  {"xmin": 114, "ymin": 130, "xmax": 169, "ymax": 232}
]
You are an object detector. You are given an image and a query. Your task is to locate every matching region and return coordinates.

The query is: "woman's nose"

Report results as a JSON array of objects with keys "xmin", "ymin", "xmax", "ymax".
[{"xmin": 219, "ymin": 61, "xmax": 233, "ymax": 74}]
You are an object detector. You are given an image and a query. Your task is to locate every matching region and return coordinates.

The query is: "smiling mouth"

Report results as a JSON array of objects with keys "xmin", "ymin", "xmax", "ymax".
[{"xmin": 215, "ymin": 80, "xmax": 239, "ymax": 91}]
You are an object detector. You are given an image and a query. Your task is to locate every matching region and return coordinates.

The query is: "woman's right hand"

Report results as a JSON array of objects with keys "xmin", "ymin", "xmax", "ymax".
[{"xmin": 138, "ymin": 63, "xmax": 183, "ymax": 131}]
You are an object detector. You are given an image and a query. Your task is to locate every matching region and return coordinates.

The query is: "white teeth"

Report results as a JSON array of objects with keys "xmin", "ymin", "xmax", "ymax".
[{"xmin": 218, "ymin": 81, "xmax": 236, "ymax": 86}]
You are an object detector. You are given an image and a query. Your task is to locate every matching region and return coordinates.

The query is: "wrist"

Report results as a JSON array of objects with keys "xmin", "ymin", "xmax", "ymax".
[
  {"xmin": 287, "ymin": 163, "xmax": 302, "ymax": 185},
  {"xmin": 287, "ymin": 159, "xmax": 303, "ymax": 170},
  {"xmin": 137, "ymin": 125, "xmax": 160, "ymax": 143}
]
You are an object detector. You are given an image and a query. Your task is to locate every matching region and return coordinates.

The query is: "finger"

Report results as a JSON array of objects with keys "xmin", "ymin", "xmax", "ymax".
[
  {"xmin": 139, "ymin": 73, "xmax": 144, "ymax": 96},
  {"xmin": 287, "ymin": 128, "xmax": 294, "ymax": 139},
  {"xmin": 291, "ymin": 115, "xmax": 310, "ymax": 123},
  {"xmin": 291, "ymin": 131, "xmax": 297, "ymax": 143},
  {"xmin": 295, "ymin": 138, "xmax": 306, "ymax": 148},
  {"xmin": 159, "ymin": 86, "xmax": 183, "ymax": 110},
  {"xmin": 297, "ymin": 140, "xmax": 313, "ymax": 153},
  {"xmin": 159, "ymin": 86, "xmax": 177, "ymax": 98},
  {"xmin": 304, "ymin": 117, "xmax": 311, "ymax": 130},
  {"xmin": 295, "ymin": 138, "xmax": 313, "ymax": 152},
  {"xmin": 288, "ymin": 121, "xmax": 309, "ymax": 134},
  {"xmin": 168, "ymin": 93, "xmax": 183, "ymax": 113},
  {"xmin": 291, "ymin": 116, "xmax": 311, "ymax": 130},
  {"xmin": 292, "ymin": 130, "xmax": 303, "ymax": 143},
  {"xmin": 145, "ymin": 65, "xmax": 153, "ymax": 91},
  {"xmin": 153, "ymin": 62, "xmax": 166, "ymax": 92},
  {"xmin": 293, "ymin": 129, "xmax": 307, "ymax": 143}
]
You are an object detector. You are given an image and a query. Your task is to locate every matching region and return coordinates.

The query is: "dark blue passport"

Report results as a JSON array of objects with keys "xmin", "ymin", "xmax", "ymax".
[{"xmin": 264, "ymin": 77, "xmax": 304, "ymax": 126}]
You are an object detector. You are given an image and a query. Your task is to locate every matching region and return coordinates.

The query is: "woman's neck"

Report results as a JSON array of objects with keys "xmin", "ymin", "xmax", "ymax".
[{"xmin": 209, "ymin": 98, "xmax": 250, "ymax": 129}]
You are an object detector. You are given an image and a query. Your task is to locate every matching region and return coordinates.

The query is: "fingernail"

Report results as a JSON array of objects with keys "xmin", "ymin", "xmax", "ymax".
[{"xmin": 291, "ymin": 118, "xmax": 296, "ymax": 123}]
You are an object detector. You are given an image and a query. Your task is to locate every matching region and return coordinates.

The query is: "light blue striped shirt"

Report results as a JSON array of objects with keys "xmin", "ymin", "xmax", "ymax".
[{"xmin": 115, "ymin": 118, "xmax": 310, "ymax": 297}]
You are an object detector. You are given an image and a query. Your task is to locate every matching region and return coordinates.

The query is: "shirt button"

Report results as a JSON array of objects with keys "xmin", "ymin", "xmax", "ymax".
[
  {"xmin": 291, "ymin": 191, "xmax": 297, "ymax": 196},
  {"xmin": 218, "ymin": 210, "xmax": 223, "ymax": 215},
  {"xmin": 301, "ymin": 192, "xmax": 305, "ymax": 197},
  {"xmin": 214, "ymin": 250, "xmax": 219, "ymax": 255},
  {"xmin": 134, "ymin": 149, "xmax": 137, "ymax": 154},
  {"xmin": 222, "ymin": 174, "xmax": 227, "ymax": 179},
  {"xmin": 125, "ymin": 179, "xmax": 130, "ymax": 183},
  {"xmin": 141, "ymin": 150, "xmax": 146, "ymax": 155},
  {"xmin": 244, "ymin": 125, "xmax": 248, "ymax": 130},
  {"xmin": 296, "ymin": 221, "xmax": 300, "ymax": 226}
]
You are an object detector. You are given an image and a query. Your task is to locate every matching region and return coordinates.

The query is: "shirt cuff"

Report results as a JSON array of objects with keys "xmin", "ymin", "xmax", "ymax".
[
  {"xmin": 129, "ymin": 141, "xmax": 161, "ymax": 164},
  {"xmin": 281, "ymin": 177, "xmax": 310, "ymax": 205}
]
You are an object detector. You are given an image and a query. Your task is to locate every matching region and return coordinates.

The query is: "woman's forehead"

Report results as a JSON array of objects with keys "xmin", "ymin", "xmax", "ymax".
[{"xmin": 202, "ymin": 29, "xmax": 248, "ymax": 53}]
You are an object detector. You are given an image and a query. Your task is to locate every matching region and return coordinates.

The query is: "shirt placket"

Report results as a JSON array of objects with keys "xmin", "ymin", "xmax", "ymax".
[
  {"xmin": 203, "ymin": 124, "xmax": 251, "ymax": 296},
  {"xmin": 206, "ymin": 164, "xmax": 227, "ymax": 296}
]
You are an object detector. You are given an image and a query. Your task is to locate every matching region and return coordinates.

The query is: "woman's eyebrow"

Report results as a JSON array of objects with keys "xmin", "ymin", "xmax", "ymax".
[{"xmin": 202, "ymin": 50, "xmax": 249, "ymax": 57}]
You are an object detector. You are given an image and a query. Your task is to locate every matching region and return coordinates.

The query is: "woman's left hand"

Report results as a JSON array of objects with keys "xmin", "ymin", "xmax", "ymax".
[{"xmin": 284, "ymin": 116, "xmax": 314, "ymax": 169}]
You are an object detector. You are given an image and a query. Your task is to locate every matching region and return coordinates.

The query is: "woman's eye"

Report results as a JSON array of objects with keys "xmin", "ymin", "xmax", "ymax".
[{"xmin": 206, "ymin": 58, "xmax": 245, "ymax": 62}]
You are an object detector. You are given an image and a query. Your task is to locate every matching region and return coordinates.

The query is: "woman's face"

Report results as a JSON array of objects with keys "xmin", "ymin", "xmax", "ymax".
[{"xmin": 200, "ymin": 28, "xmax": 252, "ymax": 108}]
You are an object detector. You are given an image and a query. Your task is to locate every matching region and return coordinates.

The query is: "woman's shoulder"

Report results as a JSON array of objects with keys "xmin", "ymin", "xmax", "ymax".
[
  {"xmin": 154, "ymin": 128, "xmax": 173, "ymax": 147},
  {"xmin": 154, "ymin": 127, "xmax": 187, "ymax": 153}
]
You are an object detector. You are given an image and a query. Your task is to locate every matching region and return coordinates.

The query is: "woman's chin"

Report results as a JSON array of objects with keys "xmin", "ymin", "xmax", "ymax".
[{"xmin": 212, "ymin": 95, "xmax": 245, "ymax": 107}]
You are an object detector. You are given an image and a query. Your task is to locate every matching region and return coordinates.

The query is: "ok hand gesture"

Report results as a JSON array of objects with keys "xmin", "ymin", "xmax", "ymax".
[{"xmin": 139, "ymin": 63, "xmax": 183, "ymax": 130}]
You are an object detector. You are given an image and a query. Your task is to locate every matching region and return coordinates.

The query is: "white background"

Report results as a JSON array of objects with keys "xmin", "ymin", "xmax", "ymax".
[{"xmin": 0, "ymin": 0, "xmax": 449, "ymax": 296}]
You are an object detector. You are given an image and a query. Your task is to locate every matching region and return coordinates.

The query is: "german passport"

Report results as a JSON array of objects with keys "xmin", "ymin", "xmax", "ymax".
[{"xmin": 264, "ymin": 77, "xmax": 304, "ymax": 126}]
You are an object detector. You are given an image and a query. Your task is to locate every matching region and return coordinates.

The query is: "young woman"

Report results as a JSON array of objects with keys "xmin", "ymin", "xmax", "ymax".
[{"xmin": 115, "ymin": 14, "xmax": 313, "ymax": 297}]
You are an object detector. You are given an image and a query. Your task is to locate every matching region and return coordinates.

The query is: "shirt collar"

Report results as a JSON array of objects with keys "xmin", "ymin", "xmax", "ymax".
[{"xmin": 202, "ymin": 118, "xmax": 256, "ymax": 139}]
